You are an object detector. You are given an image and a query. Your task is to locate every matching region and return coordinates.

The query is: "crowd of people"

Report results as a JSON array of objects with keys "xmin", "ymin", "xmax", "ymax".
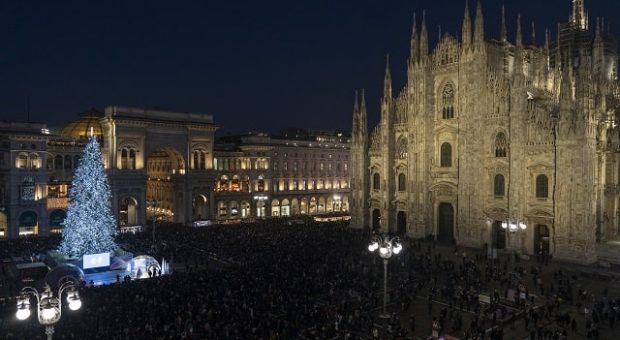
[{"xmin": 0, "ymin": 219, "xmax": 618, "ymax": 339}]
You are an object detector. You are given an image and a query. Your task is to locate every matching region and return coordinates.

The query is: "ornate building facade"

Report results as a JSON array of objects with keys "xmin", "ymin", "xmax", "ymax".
[
  {"xmin": 0, "ymin": 106, "xmax": 218, "ymax": 238},
  {"xmin": 0, "ymin": 107, "xmax": 350, "ymax": 238},
  {"xmin": 351, "ymin": 0, "xmax": 620, "ymax": 264},
  {"xmin": 212, "ymin": 130, "xmax": 350, "ymax": 220}
]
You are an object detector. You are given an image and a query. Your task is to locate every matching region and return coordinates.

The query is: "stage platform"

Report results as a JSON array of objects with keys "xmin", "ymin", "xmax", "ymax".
[{"xmin": 84, "ymin": 268, "xmax": 130, "ymax": 286}]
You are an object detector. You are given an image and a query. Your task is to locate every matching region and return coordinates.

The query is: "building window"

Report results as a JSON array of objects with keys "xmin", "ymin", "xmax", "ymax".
[
  {"xmin": 440, "ymin": 143, "xmax": 452, "ymax": 167},
  {"xmin": 373, "ymin": 173, "xmax": 380, "ymax": 190},
  {"xmin": 441, "ymin": 82, "xmax": 455, "ymax": 119},
  {"xmin": 16, "ymin": 153, "xmax": 28, "ymax": 169},
  {"xmin": 46, "ymin": 155, "xmax": 54, "ymax": 170},
  {"xmin": 495, "ymin": 132, "xmax": 507, "ymax": 157},
  {"xmin": 193, "ymin": 149, "xmax": 208, "ymax": 170},
  {"xmin": 398, "ymin": 173, "xmax": 406, "ymax": 192},
  {"xmin": 494, "ymin": 174, "xmax": 505, "ymax": 197},
  {"xmin": 284, "ymin": 162, "xmax": 288, "ymax": 171},
  {"xmin": 120, "ymin": 147, "xmax": 138, "ymax": 170},
  {"xmin": 54, "ymin": 155, "xmax": 63, "ymax": 170},
  {"xmin": 536, "ymin": 175, "xmax": 548, "ymax": 198}
]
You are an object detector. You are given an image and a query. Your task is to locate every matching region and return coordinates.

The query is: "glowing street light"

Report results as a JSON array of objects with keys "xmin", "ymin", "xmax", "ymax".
[
  {"xmin": 16, "ymin": 279, "xmax": 81, "ymax": 340},
  {"xmin": 368, "ymin": 230, "xmax": 403, "ymax": 319}
]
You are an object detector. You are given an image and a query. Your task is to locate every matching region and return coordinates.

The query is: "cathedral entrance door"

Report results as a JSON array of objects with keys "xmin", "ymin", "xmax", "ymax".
[
  {"xmin": 534, "ymin": 224, "xmax": 550, "ymax": 255},
  {"xmin": 437, "ymin": 203, "xmax": 454, "ymax": 244},
  {"xmin": 397, "ymin": 211, "xmax": 407, "ymax": 235},
  {"xmin": 372, "ymin": 209, "xmax": 381, "ymax": 230},
  {"xmin": 492, "ymin": 221, "xmax": 506, "ymax": 249}
]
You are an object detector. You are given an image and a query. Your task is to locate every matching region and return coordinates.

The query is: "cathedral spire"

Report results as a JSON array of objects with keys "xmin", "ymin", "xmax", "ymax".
[
  {"xmin": 516, "ymin": 14, "xmax": 522, "ymax": 48},
  {"xmin": 420, "ymin": 10, "xmax": 428, "ymax": 61},
  {"xmin": 359, "ymin": 89, "xmax": 368, "ymax": 133},
  {"xmin": 462, "ymin": 0, "xmax": 472, "ymax": 49},
  {"xmin": 473, "ymin": 1, "xmax": 485, "ymax": 49},
  {"xmin": 383, "ymin": 54, "xmax": 392, "ymax": 98},
  {"xmin": 514, "ymin": 14, "xmax": 524, "ymax": 81},
  {"xmin": 410, "ymin": 13, "xmax": 419, "ymax": 64},
  {"xmin": 352, "ymin": 90, "xmax": 359, "ymax": 135},
  {"xmin": 571, "ymin": 0, "xmax": 587, "ymax": 30},
  {"xmin": 556, "ymin": 23, "xmax": 562, "ymax": 70},
  {"xmin": 500, "ymin": 5, "xmax": 507, "ymax": 42}
]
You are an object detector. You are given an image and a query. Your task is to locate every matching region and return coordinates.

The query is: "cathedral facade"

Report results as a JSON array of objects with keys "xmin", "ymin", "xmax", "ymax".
[{"xmin": 350, "ymin": 0, "xmax": 620, "ymax": 264}]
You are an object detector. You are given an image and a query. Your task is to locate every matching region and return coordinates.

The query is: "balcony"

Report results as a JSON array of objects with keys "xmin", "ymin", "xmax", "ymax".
[{"xmin": 47, "ymin": 197, "xmax": 69, "ymax": 210}]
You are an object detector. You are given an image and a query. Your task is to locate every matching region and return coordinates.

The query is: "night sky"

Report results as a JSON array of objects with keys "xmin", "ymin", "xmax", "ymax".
[{"xmin": 0, "ymin": 0, "xmax": 618, "ymax": 135}]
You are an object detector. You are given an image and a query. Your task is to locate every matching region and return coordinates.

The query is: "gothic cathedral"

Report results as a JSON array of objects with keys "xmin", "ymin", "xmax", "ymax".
[{"xmin": 350, "ymin": 0, "xmax": 620, "ymax": 264}]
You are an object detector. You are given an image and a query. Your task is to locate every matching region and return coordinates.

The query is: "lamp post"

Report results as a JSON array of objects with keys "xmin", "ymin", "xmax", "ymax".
[
  {"xmin": 368, "ymin": 232, "xmax": 403, "ymax": 319},
  {"xmin": 501, "ymin": 218, "xmax": 527, "ymax": 270},
  {"xmin": 146, "ymin": 199, "xmax": 159, "ymax": 250},
  {"xmin": 16, "ymin": 280, "xmax": 82, "ymax": 340}
]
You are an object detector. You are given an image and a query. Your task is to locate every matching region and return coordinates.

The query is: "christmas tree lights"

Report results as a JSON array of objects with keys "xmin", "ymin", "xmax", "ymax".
[{"xmin": 58, "ymin": 136, "xmax": 117, "ymax": 257}]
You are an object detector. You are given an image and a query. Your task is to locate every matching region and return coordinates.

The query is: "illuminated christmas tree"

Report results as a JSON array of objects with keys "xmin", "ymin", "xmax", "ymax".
[{"xmin": 58, "ymin": 135, "xmax": 117, "ymax": 257}]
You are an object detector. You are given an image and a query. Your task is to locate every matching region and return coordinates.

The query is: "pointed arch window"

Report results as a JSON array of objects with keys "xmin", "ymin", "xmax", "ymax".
[
  {"xmin": 441, "ymin": 83, "xmax": 455, "ymax": 119},
  {"xmin": 373, "ymin": 173, "xmax": 381, "ymax": 190},
  {"xmin": 440, "ymin": 143, "xmax": 452, "ymax": 167},
  {"xmin": 398, "ymin": 173, "xmax": 406, "ymax": 192},
  {"xmin": 494, "ymin": 174, "xmax": 505, "ymax": 197},
  {"xmin": 536, "ymin": 175, "xmax": 548, "ymax": 198},
  {"xmin": 495, "ymin": 132, "xmax": 508, "ymax": 157}
]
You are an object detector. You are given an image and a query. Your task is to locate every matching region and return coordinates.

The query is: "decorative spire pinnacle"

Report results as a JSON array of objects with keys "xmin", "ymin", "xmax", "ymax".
[
  {"xmin": 410, "ymin": 13, "xmax": 419, "ymax": 63},
  {"xmin": 360, "ymin": 89, "xmax": 367, "ymax": 133},
  {"xmin": 556, "ymin": 23, "xmax": 562, "ymax": 69},
  {"xmin": 516, "ymin": 14, "xmax": 522, "ymax": 48},
  {"xmin": 360, "ymin": 88, "xmax": 367, "ymax": 115},
  {"xmin": 500, "ymin": 5, "xmax": 507, "ymax": 42},
  {"xmin": 352, "ymin": 90, "xmax": 359, "ymax": 134},
  {"xmin": 572, "ymin": 0, "xmax": 587, "ymax": 29},
  {"xmin": 384, "ymin": 54, "xmax": 392, "ymax": 98},
  {"xmin": 473, "ymin": 0, "xmax": 484, "ymax": 48},
  {"xmin": 462, "ymin": 0, "xmax": 472, "ymax": 48},
  {"xmin": 595, "ymin": 17, "xmax": 601, "ymax": 41},
  {"xmin": 531, "ymin": 21, "xmax": 536, "ymax": 45},
  {"xmin": 420, "ymin": 10, "xmax": 428, "ymax": 59}
]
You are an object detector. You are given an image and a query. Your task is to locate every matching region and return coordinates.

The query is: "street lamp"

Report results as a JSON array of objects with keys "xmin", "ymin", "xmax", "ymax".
[
  {"xmin": 368, "ymin": 233, "xmax": 403, "ymax": 319},
  {"xmin": 16, "ymin": 279, "xmax": 82, "ymax": 340},
  {"xmin": 146, "ymin": 199, "xmax": 159, "ymax": 250},
  {"xmin": 501, "ymin": 217, "xmax": 527, "ymax": 270}
]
